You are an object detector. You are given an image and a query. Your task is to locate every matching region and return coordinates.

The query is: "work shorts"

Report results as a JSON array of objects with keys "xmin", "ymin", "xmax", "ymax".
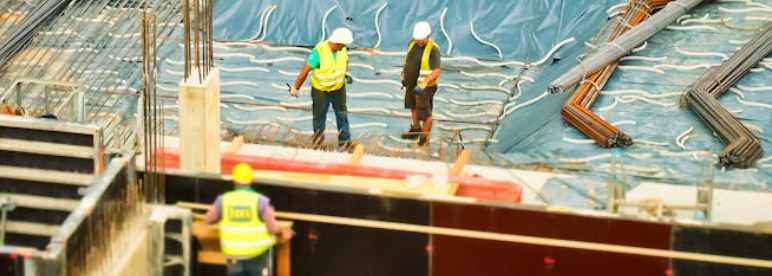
[{"xmin": 404, "ymin": 85, "xmax": 437, "ymax": 121}]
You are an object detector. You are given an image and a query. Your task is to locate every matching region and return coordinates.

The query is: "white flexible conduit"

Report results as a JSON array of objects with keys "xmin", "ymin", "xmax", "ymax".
[
  {"xmin": 440, "ymin": 7, "xmax": 452, "ymax": 55},
  {"xmin": 676, "ymin": 127, "xmax": 694, "ymax": 149},
  {"xmin": 320, "ymin": 5, "xmax": 338, "ymax": 43},
  {"xmin": 675, "ymin": 47, "xmax": 729, "ymax": 60},
  {"xmin": 632, "ymin": 41, "xmax": 648, "ymax": 53},
  {"xmin": 249, "ymin": 57, "xmax": 305, "ymax": 64},
  {"xmin": 531, "ymin": 38, "xmax": 577, "ymax": 66},
  {"xmin": 245, "ymin": 5, "xmax": 274, "ymax": 42},
  {"xmin": 501, "ymin": 91, "xmax": 550, "ymax": 117},
  {"xmin": 470, "ymin": 21, "xmax": 503, "ymax": 60},
  {"xmin": 374, "ymin": 3, "xmax": 388, "ymax": 48},
  {"xmin": 443, "ymin": 56, "xmax": 526, "ymax": 67},
  {"xmin": 257, "ymin": 6, "xmax": 277, "ymax": 42}
]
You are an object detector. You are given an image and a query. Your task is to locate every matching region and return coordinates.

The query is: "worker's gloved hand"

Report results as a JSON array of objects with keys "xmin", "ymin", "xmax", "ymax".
[
  {"xmin": 400, "ymin": 71, "xmax": 408, "ymax": 89},
  {"xmin": 345, "ymin": 73, "xmax": 354, "ymax": 85},
  {"xmin": 415, "ymin": 81, "xmax": 427, "ymax": 94},
  {"xmin": 286, "ymin": 83, "xmax": 299, "ymax": 97}
]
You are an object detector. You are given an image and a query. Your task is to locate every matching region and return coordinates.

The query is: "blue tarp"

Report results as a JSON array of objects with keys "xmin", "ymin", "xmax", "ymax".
[
  {"xmin": 493, "ymin": 1, "xmax": 772, "ymax": 190},
  {"xmin": 213, "ymin": 0, "xmax": 613, "ymax": 61}
]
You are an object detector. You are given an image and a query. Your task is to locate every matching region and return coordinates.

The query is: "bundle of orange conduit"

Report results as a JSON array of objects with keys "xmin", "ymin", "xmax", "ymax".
[{"xmin": 561, "ymin": 0, "xmax": 674, "ymax": 147}]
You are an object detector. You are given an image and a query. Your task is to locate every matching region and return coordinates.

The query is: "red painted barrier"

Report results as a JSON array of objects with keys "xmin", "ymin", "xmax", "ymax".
[{"xmin": 158, "ymin": 147, "xmax": 522, "ymax": 203}]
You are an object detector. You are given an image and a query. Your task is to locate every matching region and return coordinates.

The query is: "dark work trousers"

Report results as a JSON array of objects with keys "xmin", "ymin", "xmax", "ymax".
[
  {"xmin": 227, "ymin": 250, "xmax": 272, "ymax": 276},
  {"xmin": 311, "ymin": 85, "xmax": 351, "ymax": 145}
]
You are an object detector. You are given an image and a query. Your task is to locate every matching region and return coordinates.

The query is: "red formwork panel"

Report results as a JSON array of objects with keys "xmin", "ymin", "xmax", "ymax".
[
  {"xmin": 158, "ymin": 148, "xmax": 522, "ymax": 203},
  {"xmin": 430, "ymin": 202, "xmax": 672, "ymax": 276},
  {"xmin": 452, "ymin": 176, "xmax": 523, "ymax": 203}
]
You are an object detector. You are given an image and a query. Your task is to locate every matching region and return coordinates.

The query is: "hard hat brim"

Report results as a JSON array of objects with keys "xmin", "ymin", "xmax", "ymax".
[{"xmin": 330, "ymin": 38, "xmax": 353, "ymax": 45}]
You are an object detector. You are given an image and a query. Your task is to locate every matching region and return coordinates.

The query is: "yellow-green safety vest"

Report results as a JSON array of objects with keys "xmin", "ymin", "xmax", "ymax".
[
  {"xmin": 407, "ymin": 38, "xmax": 440, "ymax": 87},
  {"xmin": 219, "ymin": 189, "xmax": 275, "ymax": 258},
  {"xmin": 311, "ymin": 41, "xmax": 349, "ymax": 92}
]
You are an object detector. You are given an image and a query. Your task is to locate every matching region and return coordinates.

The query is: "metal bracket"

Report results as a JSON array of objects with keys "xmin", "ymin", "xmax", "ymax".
[{"xmin": 0, "ymin": 197, "xmax": 17, "ymax": 245}]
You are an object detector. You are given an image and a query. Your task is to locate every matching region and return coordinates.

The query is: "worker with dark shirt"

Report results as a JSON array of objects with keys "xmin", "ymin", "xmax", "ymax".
[
  {"xmin": 401, "ymin": 21, "xmax": 442, "ymax": 146},
  {"xmin": 205, "ymin": 163, "xmax": 292, "ymax": 276}
]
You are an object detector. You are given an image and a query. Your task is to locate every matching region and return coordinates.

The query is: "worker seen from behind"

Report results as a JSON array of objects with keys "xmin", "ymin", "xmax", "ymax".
[
  {"xmin": 206, "ymin": 163, "xmax": 292, "ymax": 276},
  {"xmin": 290, "ymin": 27, "xmax": 357, "ymax": 151},
  {"xmin": 401, "ymin": 21, "xmax": 442, "ymax": 146}
]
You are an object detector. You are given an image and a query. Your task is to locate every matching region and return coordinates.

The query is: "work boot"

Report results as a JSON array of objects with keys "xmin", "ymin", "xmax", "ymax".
[
  {"xmin": 338, "ymin": 140, "xmax": 358, "ymax": 153},
  {"xmin": 401, "ymin": 125, "xmax": 423, "ymax": 140},
  {"xmin": 418, "ymin": 135, "xmax": 429, "ymax": 147}
]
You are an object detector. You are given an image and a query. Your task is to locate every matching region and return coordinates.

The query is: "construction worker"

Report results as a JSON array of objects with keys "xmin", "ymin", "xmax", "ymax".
[
  {"xmin": 205, "ymin": 163, "xmax": 292, "ymax": 276},
  {"xmin": 290, "ymin": 27, "xmax": 356, "ymax": 151},
  {"xmin": 401, "ymin": 21, "xmax": 442, "ymax": 146}
]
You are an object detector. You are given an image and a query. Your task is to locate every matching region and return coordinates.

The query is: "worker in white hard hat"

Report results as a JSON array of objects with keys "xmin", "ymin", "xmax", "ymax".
[
  {"xmin": 291, "ymin": 27, "xmax": 357, "ymax": 152},
  {"xmin": 400, "ymin": 21, "xmax": 441, "ymax": 146}
]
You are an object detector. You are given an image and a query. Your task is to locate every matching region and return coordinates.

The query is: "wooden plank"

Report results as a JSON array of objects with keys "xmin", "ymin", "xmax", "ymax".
[
  {"xmin": 198, "ymin": 251, "xmax": 226, "ymax": 265},
  {"xmin": 277, "ymin": 230, "xmax": 291, "ymax": 276},
  {"xmin": 348, "ymin": 145, "xmax": 365, "ymax": 165},
  {"xmin": 225, "ymin": 136, "xmax": 244, "ymax": 154},
  {"xmin": 0, "ymin": 193, "xmax": 79, "ymax": 211},
  {"xmin": 253, "ymin": 170, "xmax": 454, "ymax": 196},
  {"xmin": 5, "ymin": 221, "xmax": 60, "ymax": 236},
  {"xmin": 449, "ymin": 149, "xmax": 471, "ymax": 176},
  {"xmin": 0, "ymin": 138, "xmax": 94, "ymax": 159},
  {"xmin": 0, "ymin": 165, "xmax": 93, "ymax": 186}
]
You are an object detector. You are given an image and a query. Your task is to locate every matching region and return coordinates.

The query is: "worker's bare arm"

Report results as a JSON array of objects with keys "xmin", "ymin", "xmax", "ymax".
[
  {"xmin": 204, "ymin": 198, "xmax": 221, "ymax": 225},
  {"xmin": 293, "ymin": 63, "xmax": 313, "ymax": 90},
  {"xmin": 261, "ymin": 205, "xmax": 281, "ymax": 234},
  {"xmin": 424, "ymin": 68, "xmax": 441, "ymax": 86}
]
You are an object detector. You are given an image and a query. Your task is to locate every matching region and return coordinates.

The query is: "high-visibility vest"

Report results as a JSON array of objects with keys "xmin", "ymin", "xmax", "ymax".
[
  {"xmin": 219, "ymin": 189, "xmax": 275, "ymax": 258},
  {"xmin": 310, "ymin": 41, "xmax": 349, "ymax": 92},
  {"xmin": 407, "ymin": 39, "xmax": 440, "ymax": 87}
]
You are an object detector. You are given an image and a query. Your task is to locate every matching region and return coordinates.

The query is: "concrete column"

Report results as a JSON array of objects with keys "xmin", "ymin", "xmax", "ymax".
[{"xmin": 178, "ymin": 67, "xmax": 221, "ymax": 173}]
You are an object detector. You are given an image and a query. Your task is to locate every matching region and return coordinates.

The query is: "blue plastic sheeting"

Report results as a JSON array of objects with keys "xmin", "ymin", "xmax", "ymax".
[
  {"xmin": 154, "ymin": 1, "xmax": 616, "ymax": 158},
  {"xmin": 493, "ymin": 1, "xmax": 772, "ymax": 190},
  {"xmin": 213, "ymin": 0, "xmax": 613, "ymax": 61}
]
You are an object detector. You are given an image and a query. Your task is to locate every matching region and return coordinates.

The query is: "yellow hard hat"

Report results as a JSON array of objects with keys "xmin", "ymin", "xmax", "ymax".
[{"xmin": 232, "ymin": 163, "xmax": 254, "ymax": 183}]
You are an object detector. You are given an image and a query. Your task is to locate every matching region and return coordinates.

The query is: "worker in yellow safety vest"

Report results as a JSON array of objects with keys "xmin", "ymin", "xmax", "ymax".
[
  {"xmin": 400, "ymin": 21, "xmax": 442, "ymax": 146},
  {"xmin": 206, "ymin": 163, "xmax": 292, "ymax": 276},
  {"xmin": 290, "ymin": 28, "xmax": 357, "ymax": 151}
]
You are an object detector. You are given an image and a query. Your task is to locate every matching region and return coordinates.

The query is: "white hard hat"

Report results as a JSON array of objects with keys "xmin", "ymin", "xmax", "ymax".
[
  {"xmin": 413, "ymin": 21, "xmax": 431, "ymax": 40},
  {"xmin": 329, "ymin": 28, "xmax": 354, "ymax": 45}
]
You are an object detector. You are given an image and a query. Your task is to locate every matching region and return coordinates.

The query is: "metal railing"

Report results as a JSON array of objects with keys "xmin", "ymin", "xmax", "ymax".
[{"xmin": 0, "ymin": 78, "xmax": 84, "ymax": 122}]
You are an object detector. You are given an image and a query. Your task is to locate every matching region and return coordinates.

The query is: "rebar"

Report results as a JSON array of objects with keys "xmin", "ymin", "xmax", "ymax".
[
  {"xmin": 549, "ymin": 0, "xmax": 705, "ymax": 93},
  {"xmin": 181, "ymin": 0, "xmax": 214, "ymax": 83},
  {"xmin": 561, "ymin": 0, "xmax": 675, "ymax": 148},
  {"xmin": 0, "ymin": 0, "xmax": 72, "ymax": 69},
  {"xmin": 142, "ymin": 8, "xmax": 164, "ymax": 204},
  {"xmin": 681, "ymin": 22, "xmax": 772, "ymax": 168}
]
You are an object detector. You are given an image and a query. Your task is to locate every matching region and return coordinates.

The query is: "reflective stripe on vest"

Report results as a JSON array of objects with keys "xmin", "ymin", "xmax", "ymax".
[
  {"xmin": 407, "ymin": 39, "xmax": 440, "ymax": 87},
  {"xmin": 219, "ymin": 190, "xmax": 275, "ymax": 258},
  {"xmin": 221, "ymin": 237, "xmax": 276, "ymax": 248},
  {"xmin": 311, "ymin": 41, "xmax": 349, "ymax": 92}
]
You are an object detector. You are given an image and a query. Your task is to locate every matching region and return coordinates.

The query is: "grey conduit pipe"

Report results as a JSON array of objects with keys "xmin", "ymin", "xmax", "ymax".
[{"xmin": 548, "ymin": 0, "xmax": 704, "ymax": 94}]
